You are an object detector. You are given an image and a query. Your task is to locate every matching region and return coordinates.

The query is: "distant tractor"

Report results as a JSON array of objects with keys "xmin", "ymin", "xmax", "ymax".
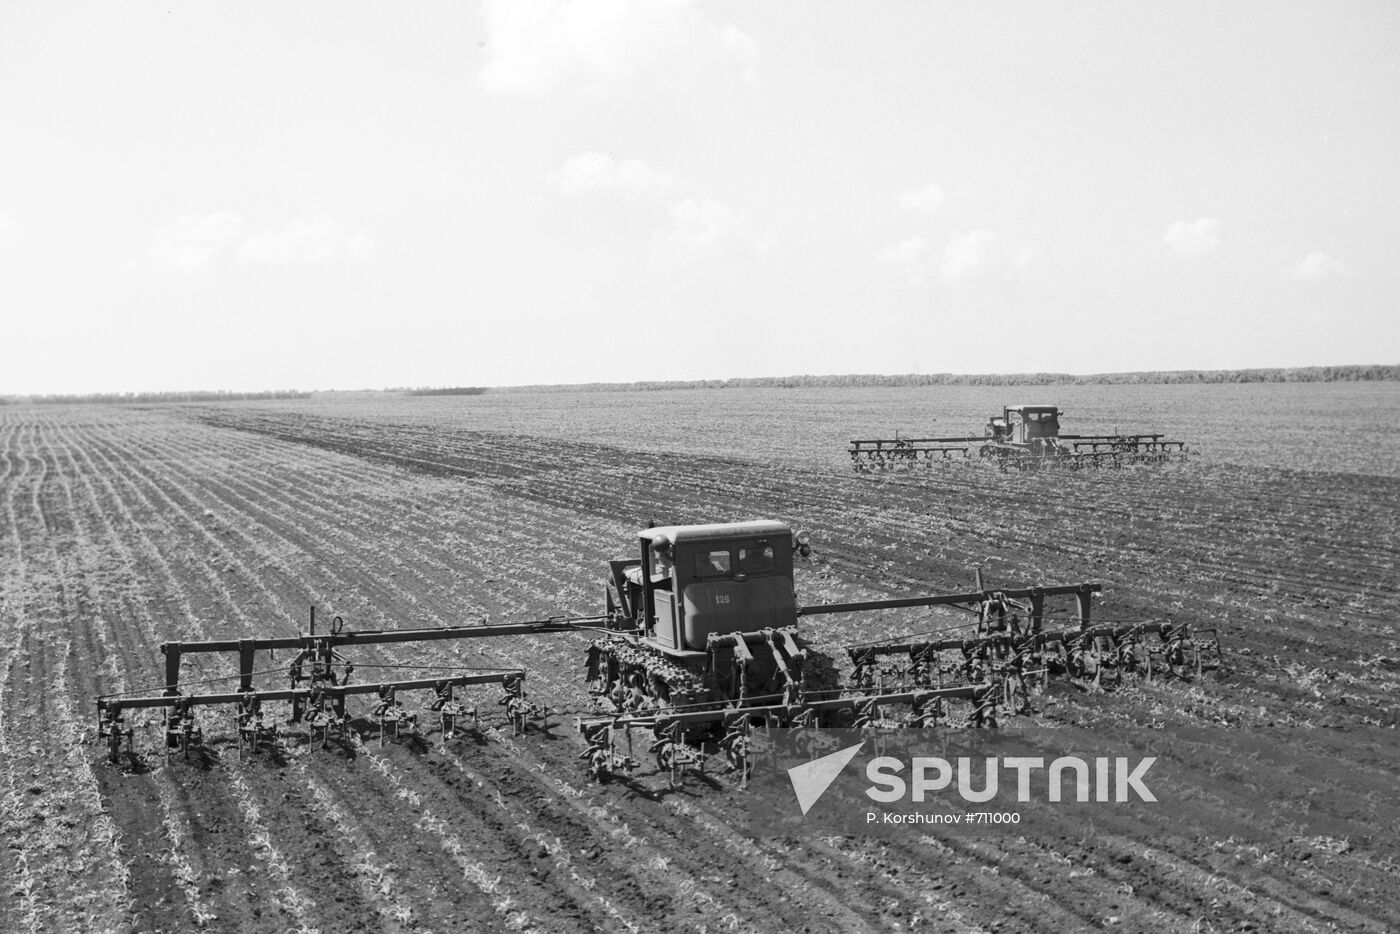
[{"xmin": 849, "ymin": 403, "xmax": 1191, "ymax": 470}]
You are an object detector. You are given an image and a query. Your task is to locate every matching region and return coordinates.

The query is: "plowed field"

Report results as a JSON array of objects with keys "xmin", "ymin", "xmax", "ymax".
[{"xmin": 2, "ymin": 385, "xmax": 1397, "ymax": 934}]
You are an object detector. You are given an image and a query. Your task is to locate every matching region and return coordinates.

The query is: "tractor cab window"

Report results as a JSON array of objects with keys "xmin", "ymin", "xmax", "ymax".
[
  {"xmin": 737, "ymin": 545, "xmax": 774, "ymax": 575},
  {"xmin": 649, "ymin": 542, "xmax": 675, "ymax": 583},
  {"xmin": 694, "ymin": 549, "xmax": 731, "ymax": 577}
]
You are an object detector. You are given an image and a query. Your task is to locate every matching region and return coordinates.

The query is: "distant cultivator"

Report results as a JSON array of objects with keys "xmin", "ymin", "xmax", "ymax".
[
  {"xmin": 849, "ymin": 404, "xmax": 1193, "ymax": 470},
  {"xmin": 96, "ymin": 520, "xmax": 1222, "ymax": 788}
]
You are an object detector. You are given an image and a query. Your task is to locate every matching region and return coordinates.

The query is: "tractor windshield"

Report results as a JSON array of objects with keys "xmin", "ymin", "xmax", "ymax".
[
  {"xmin": 737, "ymin": 545, "xmax": 775, "ymax": 575},
  {"xmin": 693, "ymin": 549, "xmax": 732, "ymax": 577}
]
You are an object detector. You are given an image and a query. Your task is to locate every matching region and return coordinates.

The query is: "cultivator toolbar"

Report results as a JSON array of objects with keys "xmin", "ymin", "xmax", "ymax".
[{"xmin": 849, "ymin": 404, "xmax": 1192, "ymax": 471}]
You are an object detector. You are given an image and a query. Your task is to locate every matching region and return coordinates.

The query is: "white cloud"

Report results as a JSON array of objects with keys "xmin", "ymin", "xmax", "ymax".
[
  {"xmin": 655, "ymin": 199, "xmax": 770, "ymax": 263},
  {"xmin": 875, "ymin": 236, "xmax": 936, "ymax": 285},
  {"xmin": 237, "ymin": 217, "xmax": 372, "ymax": 264},
  {"xmin": 548, "ymin": 151, "xmax": 675, "ymax": 197},
  {"xmin": 1288, "ymin": 251, "xmax": 1349, "ymax": 281},
  {"xmin": 478, "ymin": 0, "xmax": 759, "ymax": 95},
  {"xmin": 1163, "ymin": 217, "xmax": 1221, "ymax": 256},
  {"xmin": 939, "ymin": 229, "xmax": 1033, "ymax": 284},
  {"xmin": 898, "ymin": 184, "xmax": 946, "ymax": 214},
  {"xmin": 148, "ymin": 211, "xmax": 243, "ymax": 271}
]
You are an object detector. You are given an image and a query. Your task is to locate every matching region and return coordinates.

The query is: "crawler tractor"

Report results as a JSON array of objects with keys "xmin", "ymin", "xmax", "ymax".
[
  {"xmin": 586, "ymin": 521, "xmax": 821, "ymax": 713},
  {"xmin": 849, "ymin": 404, "xmax": 1191, "ymax": 470},
  {"xmin": 574, "ymin": 521, "xmax": 1120, "ymax": 742}
]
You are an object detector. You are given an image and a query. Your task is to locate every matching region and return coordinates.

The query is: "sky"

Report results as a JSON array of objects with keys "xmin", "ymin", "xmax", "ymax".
[{"xmin": 1, "ymin": 1, "xmax": 1397, "ymax": 393}]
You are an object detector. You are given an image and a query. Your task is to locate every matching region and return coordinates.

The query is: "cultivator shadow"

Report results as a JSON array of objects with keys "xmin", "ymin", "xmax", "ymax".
[
  {"xmin": 94, "ymin": 610, "xmax": 592, "ymax": 765},
  {"xmin": 850, "ymin": 404, "xmax": 1192, "ymax": 471}
]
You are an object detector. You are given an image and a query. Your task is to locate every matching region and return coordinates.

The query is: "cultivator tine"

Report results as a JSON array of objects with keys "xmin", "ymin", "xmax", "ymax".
[
  {"xmin": 972, "ymin": 683, "xmax": 999, "ymax": 728},
  {"xmin": 427, "ymin": 680, "xmax": 478, "ymax": 743},
  {"xmin": 645, "ymin": 719, "xmax": 704, "ymax": 789},
  {"xmin": 719, "ymin": 715, "xmax": 754, "ymax": 788},
  {"xmin": 163, "ymin": 697, "xmax": 203, "ymax": 763},
  {"xmin": 577, "ymin": 719, "xmax": 639, "ymax": 783},
  {"xmin": 1000, "ymin": 671, "xmax": 1027, "ymax": 715},
  {"xmin": 852, "ymin": 697, "xmax": 880, "ymax": 729},
  {"xmin": 1195, "ymin": 627, "xmax": 1224, "ymax": 674},
  {"xmin": 234, "ymin": 691, "xmax": 278, "ymax": 763},
  {"xmin": 98, "ymin": 702, "xmax": 133, "ymax": 766},
  {"xmin": 910, "ymin": 691, "xmax": 944, "ymax": 728},
  {"xmin": 497, "ymin": 673, "xmax": 548, "ymax": 737}
]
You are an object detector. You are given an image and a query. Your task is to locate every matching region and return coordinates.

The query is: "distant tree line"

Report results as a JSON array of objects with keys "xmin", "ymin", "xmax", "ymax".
[
  {"xmin": 11, "ymin": 390, "xmax": 312, "ymax": 405},
  {"xmin": 505, "ymin": 364, "xmax": 1399, "ymax": 393},
  {"xmin": 405, "ymin": 386, "xmax": 489, "ymax": 396}
]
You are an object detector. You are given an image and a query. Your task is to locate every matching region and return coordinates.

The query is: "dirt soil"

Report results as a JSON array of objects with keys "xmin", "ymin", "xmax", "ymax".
[{"xmin": 2, "ymin": 395, "xmax": 1397, "ymax": 934}]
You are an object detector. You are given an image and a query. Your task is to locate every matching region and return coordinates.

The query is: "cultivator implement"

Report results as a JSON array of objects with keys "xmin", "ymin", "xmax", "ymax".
[
  {"xmin": 93, "ymin": 519, "xmax": 1222, "ymax": 794},
  {"xmin": 849, "ymin": 405, "xmax": 1192, "ymax": 471},
  {"xmin": 848, "ymin": 617, "xmax": 1225, "ymax": 700},
  {"xmin": 97, "ymin": 669, "xmax": 534, "ymax": 762},
  {"xmin": 95, "ymin": 610, "xmax": 605, "ymax": 764},
  {"xmin": 846, "ymin": 435, "xmax": 984, "ymax": 469}
]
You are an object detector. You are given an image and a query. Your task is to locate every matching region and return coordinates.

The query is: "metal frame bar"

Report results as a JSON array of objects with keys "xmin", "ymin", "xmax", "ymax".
[
  {"xmin": 158, "ymin": 617, "xmax": 602, "ymax": 695},
  {"xmin": 798, "ymin": 583, "xmax": 1099, "ymax": 620},
  {"xmin": 97, "ymin": 670, "xmax": 522, "ymax": 726}
]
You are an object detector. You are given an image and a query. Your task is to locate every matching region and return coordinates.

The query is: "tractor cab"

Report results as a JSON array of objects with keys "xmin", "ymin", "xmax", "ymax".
[
  {"xmin": 988, "ymin": 405, "xmax": 1062, "ymax": 444},
  {"xmin": 607, "ymin": 521, "xmax": 799, "ymax": 657}
]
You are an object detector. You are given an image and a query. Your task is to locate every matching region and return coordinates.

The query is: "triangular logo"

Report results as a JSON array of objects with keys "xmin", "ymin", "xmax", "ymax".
[{"xmin": 787, "ymin": 741, "xmax": 865, "ymax": 816}]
